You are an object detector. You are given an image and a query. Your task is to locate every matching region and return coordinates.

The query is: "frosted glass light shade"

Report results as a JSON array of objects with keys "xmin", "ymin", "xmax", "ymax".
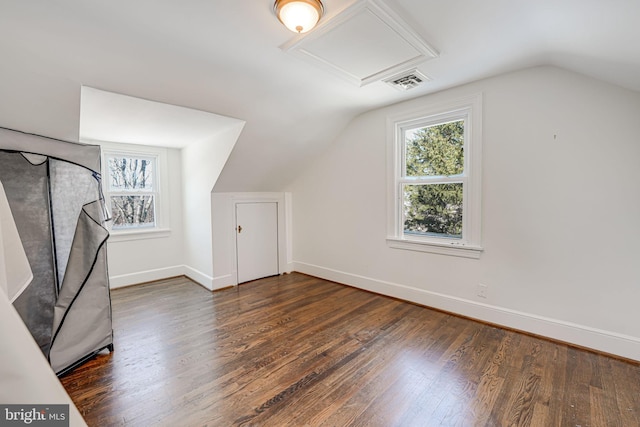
[{"xmin": 274, "ymin": 0, "xmax": 324, "ymax": 33}]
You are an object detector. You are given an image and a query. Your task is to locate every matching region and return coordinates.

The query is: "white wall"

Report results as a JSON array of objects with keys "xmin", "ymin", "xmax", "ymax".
[
  {"xmin": 94, "ymin": 120, "xmax": 244, "ymax": 290},
  {"xmin": 181, "ymin": 123, "xmax": 245, "ymax": 289},
  {"xmin": 211, "ymin": 192, "xmax": 236, "ymax": 289},
  {"xmin": 287, "ymin": 66, "xmax": 640, "ymax": 361},
  {"xmin": 100, "ymin": 144, "xmax": 185, "ymax": 288}
]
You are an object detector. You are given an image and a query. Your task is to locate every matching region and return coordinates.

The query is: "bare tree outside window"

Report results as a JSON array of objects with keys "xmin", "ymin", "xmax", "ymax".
[{"xmin": 107, "ymin": 156, "xmax": 156, "ymax": 229}]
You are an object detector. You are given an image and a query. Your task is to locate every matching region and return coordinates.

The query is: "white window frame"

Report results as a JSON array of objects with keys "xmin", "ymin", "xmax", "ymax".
[
  {"xmin": 101, "ymin": 143, "xmax": 171, "ymax": 242},
  {"xmin": 386, "ymin": 94, "xmax": 483, "ymax": 258}
]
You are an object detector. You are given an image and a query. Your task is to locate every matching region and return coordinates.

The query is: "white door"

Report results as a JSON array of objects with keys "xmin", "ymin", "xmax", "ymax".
[{"xmin": 236, "ymin": 202, "xmax": 279, "ymax": 284}]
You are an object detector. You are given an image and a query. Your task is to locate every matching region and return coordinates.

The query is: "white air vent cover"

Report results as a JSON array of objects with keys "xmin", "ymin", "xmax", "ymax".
[{"xmin": 384, "ymin": 69, "xmax": 430, "ymax": 91}]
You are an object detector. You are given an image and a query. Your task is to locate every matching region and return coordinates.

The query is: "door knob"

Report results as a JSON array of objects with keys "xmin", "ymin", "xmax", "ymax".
[{"xmin": 237, "ymin": 225, "xmax": 242, "ymax": 233}]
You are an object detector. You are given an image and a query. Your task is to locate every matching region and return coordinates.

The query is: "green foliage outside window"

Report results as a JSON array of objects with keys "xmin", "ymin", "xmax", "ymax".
[{"xmin": 403, "ymin": 120, "xmax": 464, "ymax": 238}]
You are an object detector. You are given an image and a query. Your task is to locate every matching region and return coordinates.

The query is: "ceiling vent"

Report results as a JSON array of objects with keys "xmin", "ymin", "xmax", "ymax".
[{"xmin": 384, "ymin": 69, "xmax": 430, "ymax": 91}]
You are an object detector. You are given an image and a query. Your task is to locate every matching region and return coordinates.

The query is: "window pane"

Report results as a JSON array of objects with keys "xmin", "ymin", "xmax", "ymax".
[
  {"xmin": 405, "ymin": 120, "xmax": 464, "ymax": 177},
  {"xmin": 403, "ymin": 183, "xmax": 463, "ymax": 238},
  {"xmin": 108, "ymin": 157, "xmax": 154, "ymax": 191},
  {"xmin": 110, "ymin": 195, "xmax": 155, "ymax": 229}
]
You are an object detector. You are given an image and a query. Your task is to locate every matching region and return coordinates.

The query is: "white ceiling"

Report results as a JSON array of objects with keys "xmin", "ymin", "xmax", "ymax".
[
  {"xmin": 284, "ymin": 0, "xmax": 439, "ymax": 86},
  {"xmin": 1, "ymin": 0, "xmax": 639, "ymax": 191},
  {"xmin": 79, "ymin": 87, "xmax": 243, "ymax": 148}
]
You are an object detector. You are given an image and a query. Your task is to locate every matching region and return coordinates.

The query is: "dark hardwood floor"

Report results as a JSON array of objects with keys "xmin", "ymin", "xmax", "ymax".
[{"xmin": 60, "ymin": 273, "xmax": 640, "ymax": 426}]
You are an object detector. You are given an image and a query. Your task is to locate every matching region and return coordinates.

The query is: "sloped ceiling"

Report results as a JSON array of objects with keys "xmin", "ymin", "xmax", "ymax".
[
  {"xmin": 79, "ymin": 87, "xmax": 244, "ymax": 148},
  {"xmin": 1, "ymin": 0, "xmax": 639, "ymax": 191}
]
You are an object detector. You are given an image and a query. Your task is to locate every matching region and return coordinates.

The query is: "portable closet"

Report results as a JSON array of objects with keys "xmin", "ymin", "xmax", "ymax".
[{"xmin": 0, "ymin": 126, "xmax": 113, "ymax": 375}]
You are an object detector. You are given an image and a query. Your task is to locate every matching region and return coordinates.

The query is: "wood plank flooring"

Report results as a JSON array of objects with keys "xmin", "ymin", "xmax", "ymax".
[{"xmin": 60, "ymin": 273, "xmax": 640, "ymax": 426}]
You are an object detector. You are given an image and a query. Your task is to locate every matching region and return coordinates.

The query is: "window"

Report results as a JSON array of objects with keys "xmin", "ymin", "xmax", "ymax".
[
  {"xmin": 106, "ymin": 154, "xmax": 157, "ymax": 229},
  {"xmin": 101, "ymin": 144, "xmax": 170, "ymax": 240},
  {"xmin": 387, "ymin": 94, "xmax": 482, "ymax": 258}
]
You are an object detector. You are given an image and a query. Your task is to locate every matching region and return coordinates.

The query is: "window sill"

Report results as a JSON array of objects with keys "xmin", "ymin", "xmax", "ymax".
[
  {"xmin": 107, "ymin": 228, "xmax": 171, "ymax": 243},
  {"xmin": 386, "ymin": 237, "xmax": 482, "ymax": 259}
]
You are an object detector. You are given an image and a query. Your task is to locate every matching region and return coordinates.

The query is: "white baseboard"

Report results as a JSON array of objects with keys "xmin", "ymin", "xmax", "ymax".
[
  {"xmin": 109, "ymin": 266, "xmax": 185, "ymax": 289},
  {"xmin": 284, "ymin": 262, "xmax": 295, "ymax": 274},
  {"xmin": 182, "ymin": 265, "xmax": 214, "ymax": 291},
  {"xmin": 110, "ymin": 265, "xmax": 217, "ymax": 291},
  {"xmin": 211, "ymin": 273, "xmax": 237, "ymax": 290},
  {"xmin": 293, "ymin": 261, "xmax": 640, "ymax": 362}
]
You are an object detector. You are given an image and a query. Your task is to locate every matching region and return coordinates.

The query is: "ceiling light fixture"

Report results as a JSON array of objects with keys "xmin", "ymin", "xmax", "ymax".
[{"xmin": 274, "ymin": 0, "xmax": 324, "ymax": 34}]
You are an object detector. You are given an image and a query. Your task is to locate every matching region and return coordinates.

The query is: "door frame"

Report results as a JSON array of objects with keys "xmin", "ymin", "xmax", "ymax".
[
  {"xmin": 232, "ymin": 193, "xmax": 291, "ymax": 285},
  {"xmin": 235, "ymin": 201, "xmax": 279, "ymax": 284},
  {"xmin": 211, "ymin": 192, "xmax": 292, "ymax": 289}
]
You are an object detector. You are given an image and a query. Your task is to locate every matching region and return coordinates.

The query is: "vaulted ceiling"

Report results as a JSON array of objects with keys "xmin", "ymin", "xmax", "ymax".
[{"xmin": 1, "ymin": 0, "xmax": 639, "ymax": 191}]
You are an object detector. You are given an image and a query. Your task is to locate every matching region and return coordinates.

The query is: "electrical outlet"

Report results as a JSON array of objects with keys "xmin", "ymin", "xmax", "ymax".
[{"xmin": 477, "ymin": 283, "xmax": 488, "ymax": 299}]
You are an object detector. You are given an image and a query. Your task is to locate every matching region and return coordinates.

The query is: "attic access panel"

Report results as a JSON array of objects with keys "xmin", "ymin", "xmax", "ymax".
[{"xmin": 281, "ymin": 0, "xmax": 438, "ymax": 86}]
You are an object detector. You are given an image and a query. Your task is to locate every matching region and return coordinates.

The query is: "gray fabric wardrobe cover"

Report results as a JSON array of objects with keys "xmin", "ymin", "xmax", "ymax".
[{"xmin": 0, "ymin": 126, "xmax": 113, "ymax": 374}]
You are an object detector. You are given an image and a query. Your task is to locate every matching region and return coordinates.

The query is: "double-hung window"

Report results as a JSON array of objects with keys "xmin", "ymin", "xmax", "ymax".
[
  {"xmin": 387, "ymin": 94, "xmax": 483, "ymax": 258},
  {"xmin": 100, "ymin": 143, "xmax": 171, "ymax": 241},
  {"xmin": 106, "ymin": 153, "xmax": 157, "ymax": 230}
]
